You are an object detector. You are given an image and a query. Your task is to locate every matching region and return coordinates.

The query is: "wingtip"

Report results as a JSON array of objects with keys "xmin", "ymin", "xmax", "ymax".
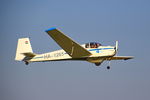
[
  {"xmin": 131, "ymin": 56, "xmax": 134, "ymax": 59},
  {"xmin": 45, "ymin": 27, "xmax": 56, "ymax": 32},
  {"xmin": 125, "ymin": 56, "xmax": 134, "ymax": 60}
]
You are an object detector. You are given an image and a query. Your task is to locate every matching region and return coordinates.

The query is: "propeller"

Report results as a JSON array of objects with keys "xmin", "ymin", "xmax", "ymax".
[
  {"xmin": 115, "ymin": 41, "xmax": 118, "ymax": 55},
  {"xmin": 106, "ymin": 41, "xmax": 118, "ymax": 69}
]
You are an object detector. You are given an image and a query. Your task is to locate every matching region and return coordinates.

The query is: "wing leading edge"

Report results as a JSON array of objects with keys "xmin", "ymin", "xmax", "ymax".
[
  {"xmin": 109, "ymin": 56, "xmax": 134, "ymax": 60},
  {"xmin": 45, "ymin": 28, "xmax": 92, "ymax": 58}
]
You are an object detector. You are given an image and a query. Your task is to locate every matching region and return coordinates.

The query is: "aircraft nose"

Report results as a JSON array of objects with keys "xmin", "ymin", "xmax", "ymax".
[
  {"xmin": 113, "ymin": 47, "xmax": 117, "ymax": 55},
  {"xmin": 114, "ymin": 47, "xmax": 116, "ymax": 50}
]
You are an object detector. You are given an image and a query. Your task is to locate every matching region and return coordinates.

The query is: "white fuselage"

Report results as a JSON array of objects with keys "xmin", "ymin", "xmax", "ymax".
[{"xmin": 29, "ymin": 45, "xmax": 116, "ymax": 63}]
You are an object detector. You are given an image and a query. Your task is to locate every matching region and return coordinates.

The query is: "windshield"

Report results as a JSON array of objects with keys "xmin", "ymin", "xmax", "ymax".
[{"xmin": 85, "ymin": 42, "xmax": 101, "ymax": 48}]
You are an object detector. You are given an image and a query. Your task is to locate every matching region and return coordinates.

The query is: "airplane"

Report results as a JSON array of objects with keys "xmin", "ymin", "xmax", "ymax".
[{"xmin": 15, "ymin": 27, "xmax": 133, "ymax": 69}]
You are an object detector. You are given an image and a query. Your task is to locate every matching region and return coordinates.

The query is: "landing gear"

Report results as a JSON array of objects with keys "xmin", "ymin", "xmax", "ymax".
[
  {"xmin": 25, "ymin": 61, "xmax": 29, "ymax": 65},
  {"xmin": 107, "ymin": 66, "xmax": 110, "ymax": 69},
  {"xmin": 107, "ymin": 61, "xmax": 111, "ymax": 70}
]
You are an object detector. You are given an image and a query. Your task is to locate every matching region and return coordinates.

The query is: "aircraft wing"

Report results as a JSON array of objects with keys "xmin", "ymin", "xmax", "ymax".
[
  {"xmin": 45, "ymin": 28, "xmax": 92, "ymax": 58},
  {"xmin": 109, "ymin": 56, "xmax": 134, "ymax": 60}
]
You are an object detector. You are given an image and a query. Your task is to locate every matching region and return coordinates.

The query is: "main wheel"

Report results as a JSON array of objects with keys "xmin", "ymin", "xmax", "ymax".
[
  {"xmin": 107, "ymin": 66, "xmax": 110, "ymax": 69},
  {"xmin": 25, "ymin": 61, "xmax": 29, "ymax": 65}
]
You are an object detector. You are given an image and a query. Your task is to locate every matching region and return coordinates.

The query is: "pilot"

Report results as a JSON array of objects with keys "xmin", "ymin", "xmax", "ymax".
[
  {"xmin": 85, "ymin": 43, "xmax": 89, "ymax": 48},
  {"xmin": 90, "ymin": 44, "xmax": 94, "ymax": 48},
  {"xmin": 96, "ymin": 43, "xmax": 100, "ymax": 48},
  {"xmin": 93, "ymin": 44, "xmax": 97, "ymax": 48}
]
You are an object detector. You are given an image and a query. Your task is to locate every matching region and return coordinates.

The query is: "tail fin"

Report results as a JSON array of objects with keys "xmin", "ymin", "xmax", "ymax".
[{"xmin": 15, "ymin": 38, "xmax": 33, "ymax": 61}]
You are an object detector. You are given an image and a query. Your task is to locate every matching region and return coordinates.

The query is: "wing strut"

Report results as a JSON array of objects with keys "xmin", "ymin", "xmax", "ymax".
[{"xmin": 71, "ymin": 42, "xmax": 74, "ymax": 56}]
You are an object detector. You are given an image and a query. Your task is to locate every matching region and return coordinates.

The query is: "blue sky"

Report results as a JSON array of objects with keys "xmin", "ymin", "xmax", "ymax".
[{"xmin": 0, "ymin": 0, "xmax": 150, "ymax": 100}]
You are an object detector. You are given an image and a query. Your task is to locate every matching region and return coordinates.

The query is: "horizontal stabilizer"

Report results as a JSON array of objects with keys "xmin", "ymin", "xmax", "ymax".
[{"xmin": 22, "ymin": 52, "xmax": 37, "ymax": 57}]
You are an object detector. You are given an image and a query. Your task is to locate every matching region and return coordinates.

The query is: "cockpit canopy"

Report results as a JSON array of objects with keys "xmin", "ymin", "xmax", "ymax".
[{"xmin": 85, "ymin": 42, "xmax": 101, "ymax": 48}]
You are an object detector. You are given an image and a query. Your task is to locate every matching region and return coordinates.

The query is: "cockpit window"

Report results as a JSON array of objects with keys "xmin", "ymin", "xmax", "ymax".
[{"xmin": 85, "ymin": 42, "xmax": 101, "ymax": 48}]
